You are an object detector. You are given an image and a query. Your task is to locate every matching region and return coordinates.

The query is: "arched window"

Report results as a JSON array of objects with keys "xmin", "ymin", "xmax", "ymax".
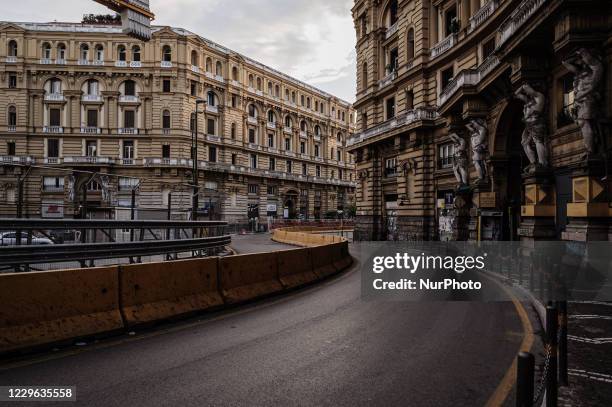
[
  {"xmin": 407, "ymin": 28, "xmax": 415, "ymax": 60},
  {"xmin": 191, "ymin": 50, "xmax": 199, "ymax": 66},
  {"xmin": 57, "ymin": 43, "xmax": 66, "ymax": 60},
  {"xmin": 162, "ymin": 110, "xmax": 171, "ymax": 129},
  {"xmin": 248, "ymin": 74, "xmax": 254, "ymax": 88},
  {"xmin": 118, "ymin": 45, "xmax": 127, "ymax": 61},
  {"xmin": 300, "ymin": 95, "xmax": 305, "ymax": 106},
  {"xmin": 341, "ymin": 111, "xmax": 345, "ymax": 121},
  {"xmin": 300, "ymin": 120, "xmax": 307, "ymax": 132},
  {"xmin": 285, "ymin": 115, "xmax": 292, "ymax": 128},
  {"xmin": 306, "ymin": 97, "xmax": 311, "ymax": 109},
  {"xmin": 256, "ymin": 77, "xmax": 262, "ymax": 91},
  {"xmin": 205, "ymin": 57, "xmax": 212, "ymax": 72},
  {"xmin": 315, "ymin": 101, "xmax": 319, "ymax": 111},
  {"xmin": 267, "ymin": 110, "xmax": 275, "ymax": 123},
  {"xmin": 285, "ymin": 89, "xmax": 290, "ymax": 101},
  {"xmin": 385, "ymin": 0, "xmax": 398, "ymax": 28},
  {"xmin": 275, "ymin": 85, "xmax": 280, "ymax": 97},
  {"xmin": 337, "ymin": 132, "xmax": 342, "ymax": 142},
  {"xmin": 248, "ymin": 104, "xmax": 257, "ymax": 118},
  {"xmin": 314, "ymin": 125, "xmax": 321, "ymax": 136},
  {"xmin": 95, "ymin": 44, "xmax": 104, "ymax": 62},
  {"xmin": 267, "ymin": 82, "xmax": 273, "ymax": 95},
  {"xmin": 123, "ymin": 80, "xmax": 136, "ymax": 96},
  {"xmin": 132, "ymin": 45, "xmax": 141, "ymax": 62},
  {"xmin": 207, "ymin": 91, "xmax": 217, "ymax": 107},
  {"xmin": 231, "ymin": 122, "xmax": 236, "ymax": 139},
  {"xmin": 8, "ymin": 40, "xmax": 17, "ymax": 57},
  {"xmin": 80, "ymin": 44, "xmax": 89, "ymax": 61},
  {"xmin": 215, "ymin": 61, "xmax": 223, "ymax": 76},
  {"xmin": 8, "ymin": 106, "xmax": 17, "ymax": 126},
  {"xmin": 362, "ymin": 62, "xmax": 368, "ymax": 90},
  {"xmin": 42, "ymin": 42, "xmax": 51, "ymax": 59},
  {"xmin": 291, "ymin": 91, "xmax": 296, "ymax": 103},
  {"xmin": 232, "ymin": 66, "xmax": 239, "ymax": 81},
  {"xmin": 162, "ymin": 45, "xmax": 172, "ymax": 62}
]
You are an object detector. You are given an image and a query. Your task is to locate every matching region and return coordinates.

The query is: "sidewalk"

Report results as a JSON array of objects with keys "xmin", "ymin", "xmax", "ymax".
[{"xmin": 559, "ymin": 301, "xmax": 612, "ymax": 406}]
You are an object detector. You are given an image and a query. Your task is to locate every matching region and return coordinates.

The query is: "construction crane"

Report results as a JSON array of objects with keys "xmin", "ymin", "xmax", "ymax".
[{"xmin": 93, "ymin": 0, "xmax": 155, "ymax": 41}]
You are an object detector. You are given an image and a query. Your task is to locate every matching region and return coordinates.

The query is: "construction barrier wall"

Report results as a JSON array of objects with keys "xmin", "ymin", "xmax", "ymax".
[{"xmin": 0, "ymin": 228, "xmax": 352, "ymax": 355}]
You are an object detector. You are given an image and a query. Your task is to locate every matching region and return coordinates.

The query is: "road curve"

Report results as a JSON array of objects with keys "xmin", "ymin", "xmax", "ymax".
[{"xmin": 0, "ymin": 244, "xmax": 524, "ymax": 407}]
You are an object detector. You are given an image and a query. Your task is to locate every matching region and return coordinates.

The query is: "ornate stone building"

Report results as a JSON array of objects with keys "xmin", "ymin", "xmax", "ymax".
[
  {"xmin": 0, "ymin": 21, "xmax": 356, "ymax": 226},
  {"xmin": 349, "ymin": 0, "xmax": 612, "ymax": 242}
]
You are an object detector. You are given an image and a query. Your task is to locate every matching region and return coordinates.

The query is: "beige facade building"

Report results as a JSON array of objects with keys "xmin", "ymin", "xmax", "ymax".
[
  {"xmin": 350, "ymin": 0, "xmax": 612, "ymax": 242},
  {"xmin": 0, "ymin": 21, "xmax": 356, "ymax": 226}
]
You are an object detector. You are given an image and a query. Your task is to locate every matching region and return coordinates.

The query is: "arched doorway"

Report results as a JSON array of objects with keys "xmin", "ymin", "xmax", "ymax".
[
  {"xmin": 492, "ymin": 100, "xmax": 525, "ymax": 240},
  {"xmin": 283, "ymin": 189, "xmax": 298, "ymax": 219}
]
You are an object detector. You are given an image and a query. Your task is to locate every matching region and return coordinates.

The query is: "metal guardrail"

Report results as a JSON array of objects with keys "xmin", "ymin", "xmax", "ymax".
[
  {"xmin": 0, "ymin": 236, "xmax": 231, "ymax": 267},
  {"xmin": 0, "ymin": 218, "xmax": 230, "ymax": 271}
]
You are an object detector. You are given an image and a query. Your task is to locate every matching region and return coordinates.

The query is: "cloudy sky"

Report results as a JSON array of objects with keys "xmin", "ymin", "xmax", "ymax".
[{"xmin": 3, "ymin": 0, "xmax": 358, "ymax": 102}]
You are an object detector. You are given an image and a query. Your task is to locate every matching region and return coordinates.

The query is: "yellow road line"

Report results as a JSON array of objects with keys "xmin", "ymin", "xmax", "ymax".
[{"xmin": 484, "ymin": 276, "xmax": 535, "ymax": 407}]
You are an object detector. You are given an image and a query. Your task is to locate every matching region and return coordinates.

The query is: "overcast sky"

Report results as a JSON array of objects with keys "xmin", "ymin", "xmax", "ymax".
[{"xmin": 3, "ymin": 0, "xmax": 357, "ymax": 102}]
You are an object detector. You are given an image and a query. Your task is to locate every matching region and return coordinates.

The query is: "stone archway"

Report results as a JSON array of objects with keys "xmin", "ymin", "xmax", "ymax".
[{"xmin": 283, "ymin": 189, "xmax": 299, "ymax": 219}]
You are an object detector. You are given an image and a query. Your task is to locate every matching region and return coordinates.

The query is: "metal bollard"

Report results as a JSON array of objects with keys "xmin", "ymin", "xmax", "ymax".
[
  {"xmin": 546, "ymin": 305, "xmax": 558, "ymax": 407},
  {"xmin": 557, "ymin": 300, "xmax": 568, "ymax": 386},
  {"xmin": 516, "ymin": 352, "xmax": 535, "ymax": 407}
]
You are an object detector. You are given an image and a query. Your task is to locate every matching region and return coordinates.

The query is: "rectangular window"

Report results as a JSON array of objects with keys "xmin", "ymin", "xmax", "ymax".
[
  {"xmin": 43, "ymin": 176, "xmax": 64, "ymax": 191},
  {"xmin": 207, "ymin": 118, "xmax": 215, "ymax": 135},
  {"xmin": 482, "ymin": 38, "xmax": 495, "ymax": 60},
  {"xmin": 87, "ymin": 109, "xmax": 98, "ymax": 127},
  {"xmin": 248, "ymin": 184, "xmax": 258, "ymax": 194},
  {"xmin": 231, "ymin": 95, "xmax": 237, "ymax": 108},
  {"xmin": 190, "ymin": 81, "xmax": 197, "ymax": 96},
  {"xmin": 250, "ymin": 153, "xmax": 257, "ymax": 169},
  {"xmin": 124, "ymin": 110, "xmax": 135, "ymax": 128},
  {"xmin": 47, "ymin": 139, "xmax": 59, "ymax": 157},
  {"xmin": 209, "ymin": 146, "xmax": 217, "ymax": 162},
  {"xmin": 267, "ymin": 185, "xmax": 277, "ymax": 195},
  {"xmin": 8, "ymin": 74, "xmax": 17, "ymax": 89},
  {"xmin": 286, "ymin": 160, "xmax": 292, "ymax": 173},
  {"xmin": 269, "ymin": 157, "xmax": 275, "ymax": 171},
  {"xmin": 302, "ymin": 163, "xmax": 307, "ymax": 175},
  {"xmin": 7, "ymin": 142, "xmax": 16, "ymax": 156},
  {"xmin": 385, "ymin": 157, "xmax": 398, "ymax": 176},
  {"xmin": 386, "ymin": 97, "xmax": 396, "ymax": 120},
  {"xmin": 284, "ymin": 138, "xmax": 290, "ymax": 150},
  {"xmin": 337, "ymin": 150, "xmax": 341, "ymax": 161},
  {"xmin": 406, "ymin": 90, "xmax": 414, "ymax": 110},
  {"xmin": 124, "ymin": 81, "xmax": 135, "ymax": 96},
  {"xmin": 300, "ymin": 142, "xmax": 306, "ymax": 154},
  {"xmin": 162, "ymin": 145, "xmax": 170, "ymax": 158},
  {"xmin": 315, "ymin": 165, "xmax": 321, "ymax": 177},
  {"xmin": 231, "ymin": 153, "xmax": 237, "ymax": 165},
  {"xmin": 441, "ymin": 67, "xmax": 454, "ymax": 89},
  {"xmin": 162, "ymin": 79, "xmax": 171, "ymax": 93},
  {"xmin": 445, "ymin": 6, "xmax": 458, "ymax": 37},
  {"xmin": 49, "ymin": 108, "xmax": 61, "ymax": 127},
  {"xmin": 558, "ymin": 74, "xmax": 575, "ymax": 128},
  {"xmin": 439, "ymin": 143, "xmax": 455, "ymax": 168},
  {"xmin": 268, "ymin": 133, "xmax": 274, "ymax": 147},
  {"xmin": 248, "ymin": 128, "xmax": 256, "ymax": 143},
  {"xmin": 122, "ymin": 140, "xmax": 134, "ymax": 159},
  {"xmin": 86, "ymin": 140, "xmax": 97, "ymax": 157},
  {"xmin": 314, "ymin": 145, "xmax": 319, "ymax": 157}
]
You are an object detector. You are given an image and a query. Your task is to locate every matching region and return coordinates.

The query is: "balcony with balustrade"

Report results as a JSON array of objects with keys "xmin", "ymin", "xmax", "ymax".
[
  {"xmin": 468, "ymin": 0, "xmax": 500, "ymax": 34},
  {"xmin": 118, "ymin": 95, "xmax": 140, "ymax": 104},
  {"xmin": 438, "ymin": 54, "xmax": 500, "ymax": 109},
  {"xmin": 43, "ymin": 126, "xmax": 64, "ymax": 134},
  {"xmin": 498, "ymin": 0, "xmax": 547, "ymax": 47},
  {"xmin": 80, "ymin": 126, "xmax": 101, "ymax": 134},
  {"xmin": 430, "ymin": 34, "xmax": 457, "ymax": 59},
  {"xmin": 284, "ymin": 126, "xmax": 293, "ymax": 134},
  {"xmin": 43, "ymin": 157, "xmax": 63, "ymax": 164},
  {"xmin": 44, "ymin": 93, "xmax": 65, "ymax": 102},
  {"xmin": 0, "ymin": 156, "xmax": 35, "ymax": 165},
  {"xmin": 144, "ymin": 157, "xmax": 192, "ymax": 167},
  {"xmin": 385, "ymin": 21, "xmax": 400, "ymax": 39},
  {"xmin": 115, "ymin": 60, "xmax": 128, "ymax": 68},
  {"xmin": 63, "ymin": 156, "xmax": 114, "ymax": 165},
  {"xmin": 347, "ymin": 107, "xmax": 439, "ymax": 149},
  {"xmin": 161, "ymin": 61, "xmax": 173, "ymax": 68},
  {"xmin": 118, "ymin": 128, "xmax": 139, "ymax": 135},
  {"xmin": 6, "ymin": 56, "xmax": 17, "ymax": 63},
  {"xmin": 81, "ymin": 94, "xmax": 103, "ymax": 104}
]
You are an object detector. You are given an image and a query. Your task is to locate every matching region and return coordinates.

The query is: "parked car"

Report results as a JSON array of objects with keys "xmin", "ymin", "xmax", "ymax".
[{"xmin": 0, "ymin": 232, "xmax": 54, "ymax": 246}]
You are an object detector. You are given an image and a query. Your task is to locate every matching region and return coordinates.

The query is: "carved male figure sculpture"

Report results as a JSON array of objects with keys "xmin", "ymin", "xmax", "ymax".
[
  {"xmin": 467, "ymin": 119, "xmax": 488, "ymax": 182},
  {"xmin": 562, "ymin": 48, "xmax": 603, "ymax": 156},
  {"xmin": 449, "ymin": 132, "xmax": 468, "ymax": 187},
  {"xmin": 515, "ymin": 83, "xmax": 549, "ymax": 171}
]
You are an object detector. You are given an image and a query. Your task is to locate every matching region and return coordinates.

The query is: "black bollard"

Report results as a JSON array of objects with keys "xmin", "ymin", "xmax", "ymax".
[
  {"xmin": 546, "ymin": 305, "xmax": 558, "ymax": 407},
  {"xmin": 516, "ymin": 352, "xmax": 535, "ymax": 407}
]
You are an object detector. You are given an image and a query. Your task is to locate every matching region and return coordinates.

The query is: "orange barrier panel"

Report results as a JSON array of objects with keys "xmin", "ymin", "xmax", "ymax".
[
  {"xmin": 310, "ymin": 244, "xmax": 337, "ymax": 278},
  {"xmin": 219, "ymin": 252, "xmax": 283, "ymax": 303},
  {"xmin": 277, "ymin": 248, "xmax": 318, "ymax": 289},
  {"xmin": 331, "ymin": 242, "xmax": 353, "ymax": 271},
  {"xmin": 0, "ymin": 266, "xmax": 123, "ymax": 354},
  {"xmin": 120, "ymin": 258, "xmax": 223, "ymax": 326}
]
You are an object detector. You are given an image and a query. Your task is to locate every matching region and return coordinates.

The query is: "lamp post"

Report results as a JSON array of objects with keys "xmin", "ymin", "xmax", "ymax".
[{"xmin": 192, "ymin": 98, "xmax": 206, "ymax": 221}]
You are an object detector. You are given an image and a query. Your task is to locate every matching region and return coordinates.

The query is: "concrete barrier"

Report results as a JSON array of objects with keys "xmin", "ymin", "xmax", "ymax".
[
  {"xmin": 120, "ymin": 258, "xmax": 224, "ymax": 326},
  {"xmin": 331, "ymin": 242, "xmax": 353, "ymax": 271},
  {"xmin": 0, "ymin": 266, "xmax": 123, "ymax": 354},
  {"xmin": 219, "ymin": 252, "xmax": 283, "ymax": 303},
  {"xmin": 310, "ymin": 244, "xmax": 338, "ymax": 278},
  {"xmin": 277, "ymin": 248, "xmax": 318, "ymax": 289}
]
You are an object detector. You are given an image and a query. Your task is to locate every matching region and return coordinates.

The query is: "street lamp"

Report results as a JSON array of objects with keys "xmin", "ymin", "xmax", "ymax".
[{"xmin": 192, "ymin": 98, "xmax": 206, "ymax": 221}]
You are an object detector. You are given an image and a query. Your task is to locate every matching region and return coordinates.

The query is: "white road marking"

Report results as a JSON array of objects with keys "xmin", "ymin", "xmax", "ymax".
[
  {"xmin": 570, "ymin": 314, "xmax": 612, "ymax": 320},
  {"xmin": 567, "ymin": 335, "xmax": 612, "ymax": 345},
  {"xmin": 568, "ymin": 369, "xmax": 612, "ymax": 383}
]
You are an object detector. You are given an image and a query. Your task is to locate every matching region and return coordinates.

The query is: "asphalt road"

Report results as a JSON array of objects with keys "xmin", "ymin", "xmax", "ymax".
[
  {"xmin": 0, "ymin": 241, "xmax": 525, "ymax": 407},
  {"xmin": 230, "ymin": 232, "xmax": 296, "ymax": 254}
]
